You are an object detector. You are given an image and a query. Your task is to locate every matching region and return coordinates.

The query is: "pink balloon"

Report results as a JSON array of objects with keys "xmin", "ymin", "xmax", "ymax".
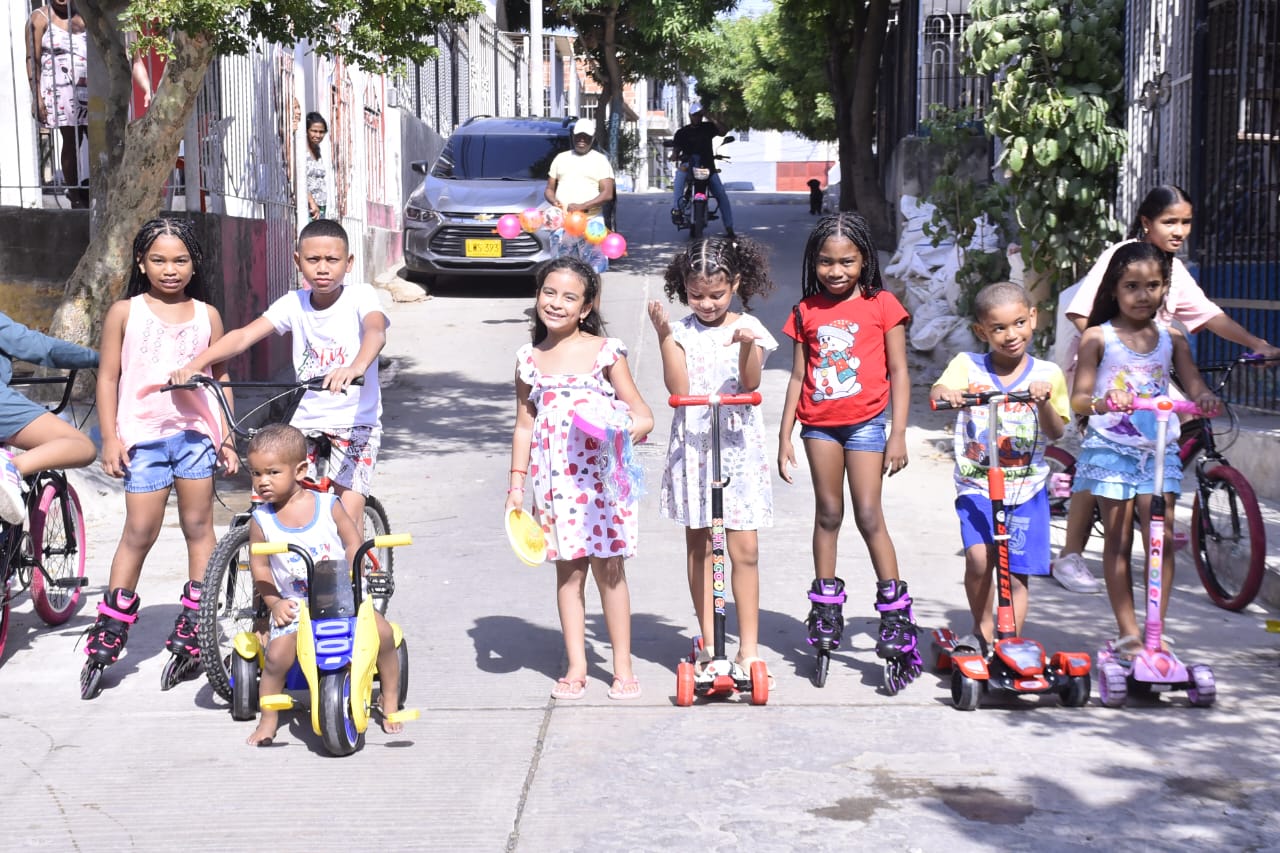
[
  {"xmin": 600, "ymin": 232, "xmax": 627, "ymax": 259},
  {"xmin": 496, "ymin": 214, "xmax": 522, "ymax": 239}
]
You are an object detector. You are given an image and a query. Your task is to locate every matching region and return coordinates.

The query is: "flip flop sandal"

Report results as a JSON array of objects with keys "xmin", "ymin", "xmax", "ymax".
[
  {"xmin": 550, "ymin": 677, "xmax": 587, "ymax": 700},
  {"xmin": 607, "ymin": 676, "xmax": 641, "ymax": 700}
]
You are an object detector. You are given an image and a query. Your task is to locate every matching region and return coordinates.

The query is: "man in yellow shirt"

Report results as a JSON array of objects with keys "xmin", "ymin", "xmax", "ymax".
[{"xmin": 545, "ymin": 118, "xmax": 615, "ymax": 272}]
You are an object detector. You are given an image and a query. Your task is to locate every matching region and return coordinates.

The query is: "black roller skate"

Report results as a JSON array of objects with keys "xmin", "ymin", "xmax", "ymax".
[
  {"xmin": 80, "ymin": 588, "xmax": 140, "ymax": 700},
  {"xmin": 806, "ymin": 577, "xmax": 846, "ymax": 687},
  {"xmin": 160, "ymin": 580, "xmax": 203, "ymax": 690},
  {"xmin": 876, "ymin": 579, "xmax": 923, "ymax": 694}
]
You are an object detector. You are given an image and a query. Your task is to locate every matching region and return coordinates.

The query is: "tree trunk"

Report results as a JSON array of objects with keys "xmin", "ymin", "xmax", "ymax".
[
  {"xmin": 824, "ymin": 1, "xmax": 893, "ymax": 248},
  {"xmin": 49, "ymin": 6, "xmax": 215, "ymax": 350},
  {"xmin": 847, "ymin": 0, "xmax": 892, "ymax": 246},
  {"xmin": 601, "ymin": 3, "xmax": 624, "ymax": 168}
]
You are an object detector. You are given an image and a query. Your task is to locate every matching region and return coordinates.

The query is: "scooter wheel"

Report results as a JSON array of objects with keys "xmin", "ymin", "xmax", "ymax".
[
  {"xmin": 749, "ymin": 660, "xmax": 769, "ymax": 706},
  {"xmin": 675, "ymin": 661, "xmax": 695, "ymax": 707},
  {"xmin": 950, "ymin": 668, "xmax": 981, "ymax": 711},
  {"xmin": 80, "ymin": 661, "xmax": 104, "ymax": 701},
  {"xmin": 1060, "ymin": 673, "xmax": 1091, "ymax": 708},
  {"xmin": 1187, "ymin": 664, "xmax": 1216, "ymax": 707},
  {"xmin": 813, "ymin": 650, "xmax": 830, "ymax": 688},
  {"xmin": 1097, "ymin": 660, "xmax": 1128, "ymax": 708}
]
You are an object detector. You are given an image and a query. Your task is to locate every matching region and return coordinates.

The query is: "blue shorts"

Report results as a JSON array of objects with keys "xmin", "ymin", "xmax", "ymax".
[
  {"xmin": 955, "ymin": 488, "xmax": 1051, "ymax": 576},
  {"xmin": 0, "ymin": 386, "xmax": 50, "ymax": 441},
  {"xmin": 124, "ymin": 430, "xmax": 216, "ymax": 493},
  {"xmin": 1073, "ymin": 443, "xmax": 1183, "ymax": 501},
  {"xmin": 800, "ymin": 410, "xmax": 888, "ymax": 453},
  {"xmin": 269, "ymin": 620, "xmax": 300, "ymax": 642}
]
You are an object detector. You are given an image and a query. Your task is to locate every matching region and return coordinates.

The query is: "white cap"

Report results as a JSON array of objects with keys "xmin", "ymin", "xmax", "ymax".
[
  {"xmin": 573, "ymin": 118, "xmax": 596, "ymax": 137},
  {"xmin": 689, "ymin": 101, "xmax": 704, "ymax": 116}
]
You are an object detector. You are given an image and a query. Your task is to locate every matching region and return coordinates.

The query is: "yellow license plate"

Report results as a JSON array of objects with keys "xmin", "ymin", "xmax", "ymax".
[{"xmin": 465, "ymin": 239, "xmax": 503, "ymax": 258}]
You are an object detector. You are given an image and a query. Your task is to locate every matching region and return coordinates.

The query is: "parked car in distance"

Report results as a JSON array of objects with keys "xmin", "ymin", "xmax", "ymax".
[{"xmin": 402, "ymin": 116, "xmax": 576, "ymax": 284}]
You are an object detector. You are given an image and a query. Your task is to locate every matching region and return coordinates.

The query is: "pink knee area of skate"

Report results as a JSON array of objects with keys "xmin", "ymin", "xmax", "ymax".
[{"xmin": 96, "ymin": 603, "xmax": 138, "ymax": 623}]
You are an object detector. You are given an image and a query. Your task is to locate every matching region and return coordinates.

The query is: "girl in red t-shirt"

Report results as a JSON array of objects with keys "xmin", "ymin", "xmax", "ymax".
[{"xmin": 778, "ymin": 213, "xmax": 922, "ymax": 692}]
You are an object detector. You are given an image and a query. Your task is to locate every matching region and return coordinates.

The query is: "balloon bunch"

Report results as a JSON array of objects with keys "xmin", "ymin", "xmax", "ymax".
[{"xmin": 495, "ymin": 208, "xmax": 628, "ymax": 259}]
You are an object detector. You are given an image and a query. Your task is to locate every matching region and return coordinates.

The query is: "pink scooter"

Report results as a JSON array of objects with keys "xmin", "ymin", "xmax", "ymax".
[{"xmin": 1096, "ymin": 396, "xmax": 1216, "ymax": 707}]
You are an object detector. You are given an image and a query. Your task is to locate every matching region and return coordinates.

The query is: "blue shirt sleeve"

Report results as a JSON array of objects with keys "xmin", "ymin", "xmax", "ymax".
[{"xmin": 0, "ymin": 312, "xmax": 99, "ymax": 369}]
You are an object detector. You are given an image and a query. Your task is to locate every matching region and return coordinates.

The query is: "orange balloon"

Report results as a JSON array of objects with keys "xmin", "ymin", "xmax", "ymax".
[{"xmin": 563, "ymin": 210, "xmax": 588, "ymax": 237}]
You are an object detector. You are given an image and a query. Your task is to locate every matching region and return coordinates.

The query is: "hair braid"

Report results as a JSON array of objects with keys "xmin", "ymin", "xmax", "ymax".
[
  {"xmin": 662, "ymin": 235, "xmax": 775, "ymax": 310},
  {"xmin": 799, "ymin": 213, "xmax": 883, "ymax": 300},
  {"xmin": 127, "ymin": 217, "xmax": 208, "ymax": 301}
]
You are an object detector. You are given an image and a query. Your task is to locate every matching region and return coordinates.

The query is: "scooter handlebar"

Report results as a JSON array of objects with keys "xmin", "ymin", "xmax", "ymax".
[
  {"xmin": 669, "ymin": 392, "xmax": 762, "ymax": 408},
  {"xmin": 931, "ymin": 391, "xmax": 1033, "ymax": 410},
  {"xmin": 1116, "ymin": 396, "xmax": 1202, "ymax": 415}
]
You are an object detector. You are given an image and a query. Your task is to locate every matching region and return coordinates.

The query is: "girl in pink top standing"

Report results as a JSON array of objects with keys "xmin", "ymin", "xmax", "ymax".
[{"xmin": 86, "ymin": 218, "xmax": 236, "ymax": 693}]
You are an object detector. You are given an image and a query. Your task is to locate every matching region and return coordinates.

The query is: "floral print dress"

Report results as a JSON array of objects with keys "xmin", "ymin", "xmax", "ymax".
[
  {"xmin": 517, "ymin": 338, "xmax": 638, "ymax": 560},
  {"xmin": 659, "ymin": 314, "xmax": 777, "ymax": 530}
]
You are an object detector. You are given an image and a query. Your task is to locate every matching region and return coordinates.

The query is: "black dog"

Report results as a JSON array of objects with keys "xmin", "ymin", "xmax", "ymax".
[{"xmin": 808, "ymin": 179, "xmax": 823, "ymax": 215}]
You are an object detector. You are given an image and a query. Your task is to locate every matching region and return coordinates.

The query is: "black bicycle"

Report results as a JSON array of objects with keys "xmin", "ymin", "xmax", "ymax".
[
  {"xmin": 0, "ymin": 371, "xmax": 88, "ymax": 661},
  {"xmin": 161, "ymin": 375, "xmax": 394, "ymax": 700}
]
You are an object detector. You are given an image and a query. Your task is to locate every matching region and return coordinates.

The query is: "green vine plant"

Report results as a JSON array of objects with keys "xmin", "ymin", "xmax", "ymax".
[
  {"xmin": 920, "ymin": 106, "xmax": 1011, "ymax": 320},
  {"xmin": 963, "ymin": 0, "xmax": 1127, "ymax": 350}
]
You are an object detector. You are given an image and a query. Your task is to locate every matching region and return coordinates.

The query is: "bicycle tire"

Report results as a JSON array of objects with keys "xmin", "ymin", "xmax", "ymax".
[
  {"xmin": 29, "ymin": 482, "xmax": 87, "ymax": 625},
  {"xmin": 0, "ymin": 576, "xmax": 10, "ymax": 662},
  {"xmin": 1191, "ymin": 464, "xmax": 1266, "ymax": 611},
  {"xmin": 198, "ymin": 523, "xmax": 257, "ymax": 701},
  {"xmin": 362, "ymin": 496, "xmax": 393, "ymax": 612}
]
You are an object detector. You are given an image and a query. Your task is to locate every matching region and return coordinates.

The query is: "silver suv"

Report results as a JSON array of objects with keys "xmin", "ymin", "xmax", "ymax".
[{"xmin": 403, "ymin": 116, "xmax": 575, "ymax": 283}]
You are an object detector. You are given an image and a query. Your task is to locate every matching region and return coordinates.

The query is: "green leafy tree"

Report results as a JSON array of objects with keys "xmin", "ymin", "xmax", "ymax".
[
  {"xmin": 503, "ymin": 0, "xmax": 734, "ymax": 165},
  {"xmin": 964, "ymin": 0, "xmax": 1126, "ymax": 336},
  {"xmin": 688, "ymin": 12, "xmax": 834, "ymax": 140},
  {"xmin": 53, "ymin": 0, "xmax": 480, "ymax": 349}
]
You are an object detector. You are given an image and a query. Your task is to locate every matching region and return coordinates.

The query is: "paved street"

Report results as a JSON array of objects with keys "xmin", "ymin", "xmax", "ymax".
[{"xmin": 2, "ymin": 193, "xmax": 1279, "ymax": 852}]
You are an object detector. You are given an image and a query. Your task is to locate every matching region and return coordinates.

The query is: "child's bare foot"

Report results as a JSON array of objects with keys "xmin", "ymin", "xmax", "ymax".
[
  {"xmin": 377, "ymin": 698, "xmax": 404, "ymax": 735},
  {"xmin": 247, "ymin": 712, "xmax": 279, "ymax": 746}
]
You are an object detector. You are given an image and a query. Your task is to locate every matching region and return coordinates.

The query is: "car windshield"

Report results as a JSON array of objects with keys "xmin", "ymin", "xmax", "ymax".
[{"xmin": 431, "ymin": 134, "xmax": 570, "ymax": 180}]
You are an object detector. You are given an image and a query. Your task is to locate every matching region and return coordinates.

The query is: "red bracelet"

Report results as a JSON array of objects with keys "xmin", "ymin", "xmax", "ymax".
[{"xmin": 510, "ymin": 468, "xmax": 527, "ymax": 475}]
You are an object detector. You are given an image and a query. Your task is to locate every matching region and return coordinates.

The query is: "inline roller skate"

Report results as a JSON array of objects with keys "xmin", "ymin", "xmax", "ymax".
[
  {"xmin": 806, "ymin": 576, "xmax": 846, "ymax": 687},
  {"xmin": 81, "ymin": 588, "xmax": 140, "ymax": 700},
  {"xmin": 160, "ymin": 580, "xmax": 203, "ymax": 690},
  {"xmin": 875, "ymin": 579, "xmax": 922, "ymax": 694}
]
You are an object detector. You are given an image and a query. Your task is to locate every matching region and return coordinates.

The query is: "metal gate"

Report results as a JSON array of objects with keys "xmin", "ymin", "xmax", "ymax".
[{"xmin": 1193, "ymin": 0, "xmax": 1279, "ymax": 410}]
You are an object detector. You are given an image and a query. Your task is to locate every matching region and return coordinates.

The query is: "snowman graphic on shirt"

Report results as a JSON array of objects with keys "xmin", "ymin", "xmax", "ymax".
[{"xmin": 812, "ymin": 319, "xmax": 862, "ymax": 401}]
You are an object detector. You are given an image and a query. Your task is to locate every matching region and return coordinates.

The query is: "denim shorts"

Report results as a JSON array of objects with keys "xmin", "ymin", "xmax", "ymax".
[
  {"xmin": 800, "ymin": 410, "xmax": 888, "ymax": 453},
  {"xmin": 955, "ymin": 488, "xmax": 1051, "ymax": 576},
  {"xmin": 269, "ymin": 620, "xmax": 300, "ymax": 642},
  {"xmin": 124, "ymin": 430, "xmax": 216, "ymax": 493}
]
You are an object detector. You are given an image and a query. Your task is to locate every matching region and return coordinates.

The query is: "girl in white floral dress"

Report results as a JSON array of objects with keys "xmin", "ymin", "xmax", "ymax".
[
  {"xmin": 648, "ymin": 235, "xmax": 776, "ymax": 680},
  {"xmin": 507, "ymin": 257, "xmax": 654, "ymax": 701}
]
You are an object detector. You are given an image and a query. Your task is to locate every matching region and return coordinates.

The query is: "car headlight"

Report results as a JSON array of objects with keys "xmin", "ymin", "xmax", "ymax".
[{"xmin": 405, "ymin": 205, "xmax": 441, "ymax": 225}]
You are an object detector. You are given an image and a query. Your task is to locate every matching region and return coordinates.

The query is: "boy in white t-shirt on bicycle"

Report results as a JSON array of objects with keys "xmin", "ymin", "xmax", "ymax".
[{"xmin": 170, "ymin": 219, "xmax": 389, "ymax": 523}]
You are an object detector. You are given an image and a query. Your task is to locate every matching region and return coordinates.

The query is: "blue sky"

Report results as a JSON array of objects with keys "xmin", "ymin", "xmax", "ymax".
[{"xmin": 730, "ymin": 0, "xmax": 774, "ymax": 17}]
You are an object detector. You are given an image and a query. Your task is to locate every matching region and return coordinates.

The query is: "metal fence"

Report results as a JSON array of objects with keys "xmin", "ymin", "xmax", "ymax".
[
  {"xmin": 1192, "ymin": 0, "xmax": 1279, "ymax": 411},
  {"xmin": 403, "ymin": 21, "xmax": 526, "ymax": 136},
  {"xmin": 918, "ymin": 9, "xmax": 990, "ymax": 125},
  {"xmin": 1119, "ymin": 0, "xmax": 1197, "ymax": 231}
]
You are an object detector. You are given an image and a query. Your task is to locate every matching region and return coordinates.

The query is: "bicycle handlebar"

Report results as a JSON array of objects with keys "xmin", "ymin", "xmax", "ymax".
[
  {"xmin": 160, "ymin": 374, "xmax": 364, "ymax": 438},
  {"xmin": 930, "ymin": 390, "xmax": 1034, "ymax": 410},
  {"xmin": 668, "ymin": 392, "xmax": 761, "ymax": 408},
  {"xmin": 8, "ymin": 369, "xmax": 80, "ymax": 415}
]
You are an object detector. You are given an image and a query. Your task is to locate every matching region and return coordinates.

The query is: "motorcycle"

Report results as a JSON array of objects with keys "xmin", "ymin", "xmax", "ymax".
[{"xmin": 666, "ymin": 135, "xmax": 734, "ymax": 240}]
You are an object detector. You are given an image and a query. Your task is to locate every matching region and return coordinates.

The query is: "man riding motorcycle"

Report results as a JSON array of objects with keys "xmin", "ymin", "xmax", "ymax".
[{"xmin": 670, "ymin": 101, "xmax": 735, "ymax": 239}]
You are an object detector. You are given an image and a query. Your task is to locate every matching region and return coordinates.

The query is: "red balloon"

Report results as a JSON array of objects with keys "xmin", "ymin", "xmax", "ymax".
[
  {"xmin": 600, "ymin": 232, "xmax": 627, "ymax": 259},
  {"xmin": 563, "ymin": 210, "xmax": 588, "ymax": 237},
  {"xmin": 496, "ymin": 214, "xmax": 522, "ymax": 239}
]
